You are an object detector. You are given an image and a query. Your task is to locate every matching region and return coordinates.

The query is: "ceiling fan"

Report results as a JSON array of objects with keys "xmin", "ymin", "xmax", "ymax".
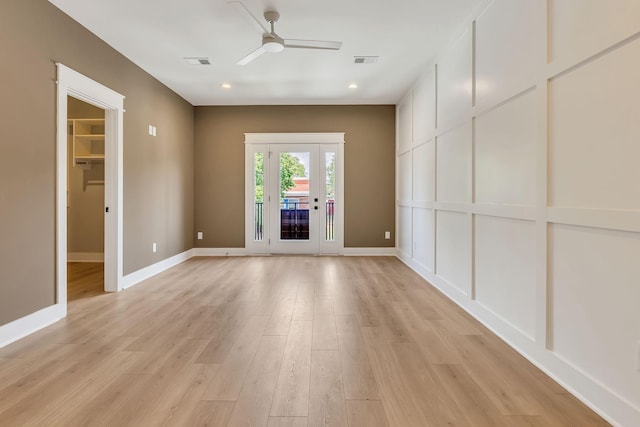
[{"xmin": 229, "ymin": 1, "xmax": 343, "ymax": 65}]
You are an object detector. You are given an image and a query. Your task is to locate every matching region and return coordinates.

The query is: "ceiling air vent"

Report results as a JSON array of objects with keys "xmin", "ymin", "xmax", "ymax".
[
  {"xmin": 184, "ymin": 57, "xmax": 211, "ymax": 65},
  {"xmin": 354, "ymin": 56, "xmax": 379, "ymax": 64}
]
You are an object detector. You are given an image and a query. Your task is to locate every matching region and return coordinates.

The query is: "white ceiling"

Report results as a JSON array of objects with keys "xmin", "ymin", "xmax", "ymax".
[{"xmin": 49, "ymin": 0, "xmax": 483, "ymax": 106}]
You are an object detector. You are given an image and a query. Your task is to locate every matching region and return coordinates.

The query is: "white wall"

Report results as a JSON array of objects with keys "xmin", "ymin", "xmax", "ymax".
[{"xmin": 396, "ymin": 1, "xmax": 640, "ymax": 425}]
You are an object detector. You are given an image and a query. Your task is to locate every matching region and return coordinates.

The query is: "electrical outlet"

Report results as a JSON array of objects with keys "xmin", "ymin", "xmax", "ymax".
[
  {"xmin": 152, "ymin": 126, "xmax": 157, "ymax": 136},
  {"xmin": 148, "ymin": 125, "xmax": 153, "ymax": 135},
  {"xmin": 385, "ymin": 231, "xmax": 391, "ymax": 239},
  {"xmin": 152, "ymin": 242, "xmax": 157, "ymax": 253},
  {"xmin": 197, "ymin": 231, "xmax": 203, "ymax": 240}
]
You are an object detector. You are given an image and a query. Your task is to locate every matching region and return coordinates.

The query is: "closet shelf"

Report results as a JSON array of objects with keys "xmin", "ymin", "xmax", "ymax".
[{"xmin": 69, "ymin": 118, "xmax": 105, "ymax": 168}]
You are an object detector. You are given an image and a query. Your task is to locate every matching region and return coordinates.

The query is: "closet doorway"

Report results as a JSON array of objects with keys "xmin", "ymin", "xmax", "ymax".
[
  {"xmin": 67, "ymin": 97, "xmax": 106, "ymax": 300},
  {"xmin": 56, "ymin": 63, "xmax": 125, "ymax": 319}
]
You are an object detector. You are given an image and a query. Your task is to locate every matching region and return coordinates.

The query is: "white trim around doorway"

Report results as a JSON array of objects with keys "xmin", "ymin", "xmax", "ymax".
[
  {"xmin": 244, "ymin": 133, "xmax": 345, "ymax": 255},
  {"xmin": 56, "ymin": 64, "xmax": 125, "ymax": 304}
]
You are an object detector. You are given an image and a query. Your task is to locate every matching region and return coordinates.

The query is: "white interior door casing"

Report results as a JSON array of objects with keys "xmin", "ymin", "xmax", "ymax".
[{"xmin": 56, "ymin": 64, "xmax": 125, "ymax": 310}]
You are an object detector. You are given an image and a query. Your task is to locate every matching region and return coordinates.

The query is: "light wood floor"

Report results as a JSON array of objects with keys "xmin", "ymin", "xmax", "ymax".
[
  {"xmin": 0, "ymin": 257, "xmax": 608, "ymax": 426},
  {"xmin": 67, "ymin": 262, "xmax": 105, "ymax": 301}
]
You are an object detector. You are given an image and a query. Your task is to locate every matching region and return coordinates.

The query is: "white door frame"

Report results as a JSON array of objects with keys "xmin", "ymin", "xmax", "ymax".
[
  {"xmin": 244, "ymin": 133, "xmax": 345, "ymax": 255},
  {"xmin": 56, "ymin": 64, "xmax": 125, "ymax": 314}
]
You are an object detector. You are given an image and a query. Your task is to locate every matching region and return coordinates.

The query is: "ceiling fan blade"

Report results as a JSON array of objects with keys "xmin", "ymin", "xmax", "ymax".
[
  {"xmin": 237, "ymin": 46, "xmax": 266, "ymax": 65},
  {"xmin": 228, "ymin": 1, "xmax": 269, "ymax": 34},
  {"xmin": 284, "ymin": 39, "xmax": 342, "ymax": 50}
]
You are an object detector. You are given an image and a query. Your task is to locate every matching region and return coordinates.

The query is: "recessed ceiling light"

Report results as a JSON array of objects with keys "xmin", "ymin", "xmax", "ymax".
[
  {"xmin": 221, "ymin": 83, "xmax": 232, "ymax": 89},
  {"xmin": 348, "ymin": 83, "xmax": 358, "ymax": 89}
]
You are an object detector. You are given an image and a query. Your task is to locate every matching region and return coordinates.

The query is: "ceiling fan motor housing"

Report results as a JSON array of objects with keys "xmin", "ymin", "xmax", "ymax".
[{"xmin": 263, "ymin": 34, "xmax": 284, "ymax": 52}]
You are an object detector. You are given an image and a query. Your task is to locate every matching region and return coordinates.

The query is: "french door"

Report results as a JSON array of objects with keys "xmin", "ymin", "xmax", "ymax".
[{"xmin": 245, "ymin": 133, "xmax": 343, "ymax": 255}]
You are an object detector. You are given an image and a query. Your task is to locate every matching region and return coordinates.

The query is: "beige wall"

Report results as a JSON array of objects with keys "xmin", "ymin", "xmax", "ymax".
[
  {"xmin": 0, "ymin": 1, "xmax": 194, "ymax": 326},
  {"xmin": 194, "ymin": 106, "xmax": 395, "ymax": 248},
  {"xmin": 67, "ymin": 97, "xmax": 105, "ymax": 255}
]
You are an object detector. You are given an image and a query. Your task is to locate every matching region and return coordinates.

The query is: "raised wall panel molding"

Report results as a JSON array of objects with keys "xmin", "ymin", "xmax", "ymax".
[
  {"xmin": 472, "ymin": 204, "xmax": 536, "ymax": 221},
  {"xmin": 547, "ymin": 207, "xmax": 640, "ymax": 234},
  {"xmin": 433, "ymin": 202, "xmax": 471, "ymax": 213}
]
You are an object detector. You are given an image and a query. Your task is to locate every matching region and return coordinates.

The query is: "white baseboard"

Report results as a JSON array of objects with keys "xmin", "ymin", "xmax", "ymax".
[
  {"xmin": 122, "ymin": 249, "xmax": 194, "ymax": 290},
  {"xmin": 342, "ymin": 247, "xmax": 396, "ymax": 256},
  {"xmin": 193, "ymin": 247, "xmax": 249, "ymax": 256},
  {"xmin": 0, "ymin": 304, "xmax": 65, "ymax": 349},
  {"xmin": 396, "ymin": 253, "xmax": 639, "ymax": 427},
  {"xmin": 67, "ymin": 252, "xmax": 104, "ymax": 262},
  {"xmin": 194, "ymin": 247, "xmax": 397, "ymax": 257}
]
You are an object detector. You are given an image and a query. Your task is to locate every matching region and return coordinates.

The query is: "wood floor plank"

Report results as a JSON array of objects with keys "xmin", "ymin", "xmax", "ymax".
[
  {"xmin": 265, "ymin": 292, "xmax": 296, "ymax": 336},
  {"xmin": 390, "ymin": 342, "xmax": 470, "ymax": 426},
  {"xmin": 270, "ymin": 320, "xmax": 313, "ymax": 417},
  {"xmin": 181, "ymin": 400, "xmax": 236, "ymax": 426},
  {"xmin": 194, "ymin": 304, "xmax": 254, "ymax": 364},
  {"xmin": 227, "ymin": 335, "xmax": 287, "ymax": 427},
  {"xmin": 158, "ymin": 363, "xmax": 223, "ymax": 426},
  {"xmin": 0, "ymin": 339, "xmax": 143, "ymax": 426},
  {"xmin": 432, "ymin": 364, "xmax": 510, "ymax": 427},
  {"xmin": 345, "ymin": 399, "xmax": 389, "ymax": 427},
  {"xmin": 360, "ymin": 327, "xmax": 430, "ymax": 427},
  {"xmin": 312, "ymin": 297, "xmax": 338, "ymax": 350},
  {"xmin": 388, "ymin": 301, "xmax": 462, "ymax": 364},
  {"xmin": 268, "ymin": 416, "xmax": 309, "ymax": 427},
  {"xmin": 202, "ymin": 315, "xmax": 270, "ymax": 400},
  {"xmin": 57, "ymin": 372, "xmax": 152, "ymax": 426},
  {"xmin": 0, "ymin": 358, "xmax": 78, "ymax": 415},
  {"xmin": 292, "ymin": 282, "xmax": 315, "ymax": 322},
  {"xmin": 447, "ymin": 332, "xmax": 547, "ymax": 416},
  {"xmin": 334, "ymin": 314, "xmax": 380, "ymax": 400},
  {"xmin": 308, "ymin": 350, "xmax": 348, "ymax": 427},
  {"xmin": 107, "ymin": 340, "xmax": 208, "ymax": 426}
]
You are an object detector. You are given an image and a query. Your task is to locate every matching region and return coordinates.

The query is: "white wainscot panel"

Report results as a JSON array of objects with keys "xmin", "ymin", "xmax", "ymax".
[
  {"xmin": 436, "ymin": 210, "xmax": 470, "ymax": 295},
  {"xmin": 549, "ymin": 39, "xmax": 640, "ymax": 210},
  {"xmin": 398, "ymin": 94, "xmax": 413, "ymax": 153},
  {"xmin": 412, "ymin": 68, "xmax": 436, "ymax": 143},
  {"xmin": 475, "ymin": 90, "xmax": 537, "ymax": 206},
  {"xmin": 412, "ymin": 142, "xmax": 435, "ymax": 203},
  {"xmin": 549, "ymin": 0, "xmax": 640, "ymax": 63},
  {"xmin": 550, "ymin": 224, "xmax": 640, "ymax": 407},
  {"xmin": 398, "ymin": 151, "xmax": 412, "ymax": 202},
  {"xmin": 475, "ymin": 0, "xmax": 539, "ymax": 107},
  {"xmin": 437, "ymin": 29, "xmax": 472, "ymax": 130},
  {"xmin": 475, "ymin": 215, "xmax": 536, "ymax": 339},
  {"xmin": 412, "ymin": 208, "xmax": 434, "ymax": 271},
  {"xmin": 437, "ymin": 124, "xmax": 471, "ymax": 203},
  {"xmin": 398, "ymin": 206, "xmax": 412, "ymax": 257}
]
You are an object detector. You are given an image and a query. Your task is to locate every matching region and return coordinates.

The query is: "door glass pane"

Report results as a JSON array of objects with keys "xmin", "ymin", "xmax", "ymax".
[
  {"xmin": 280, "ymin": 151, "xmax": 309, "ymax": 240},
  {"xmin": 254, "ymin": 152, "xmax": 264, "ymax": 241},
  {"xmin": 325, "ymin": 152, "xmax": 336, "ymax": 241}
]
